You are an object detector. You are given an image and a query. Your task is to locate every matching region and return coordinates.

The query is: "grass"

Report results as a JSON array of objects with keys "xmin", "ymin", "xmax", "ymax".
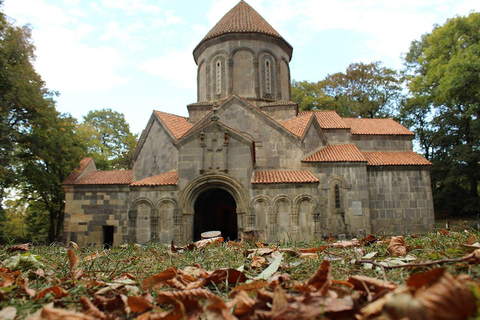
[{"xmin": 2, "ymin": 223, "xmax": 480, "ymax": 318}]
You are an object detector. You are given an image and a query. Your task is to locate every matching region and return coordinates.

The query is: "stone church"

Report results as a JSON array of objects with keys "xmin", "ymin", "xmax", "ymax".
[{"xmin": 63, "ymin": 0, "xmax": 434, "ymax": 246}]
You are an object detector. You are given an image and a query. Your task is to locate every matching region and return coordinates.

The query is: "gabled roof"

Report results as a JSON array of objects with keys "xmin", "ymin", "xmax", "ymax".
[
  {"xmin": 154, "ymin": 111, "xmax": 193, "ymax": 140},
  {"xmin": 73, "ymin": 170, "xmax": 133, "ymax": 185},
  {"xmin": 363, "ymin": 152, "xmax": 432, "ymax": 166},
  {"xmin": 302, "ymin": 144, "xmax": 367, "ymax": 163},
  {"xmin": 62, "ymin": 157, "xmax": 94, "ymax": 185},
  {"xmin": 195, "ymin": 0, "xmax": 290, "ymax": 53},
  {"xmin": 280, "ymin": 112, "xmax": 313, "ymax": 138},
  {"xmin": 344, "ymin": 118, "xmax": 414, "ymax": 136},
  {"xmin": 131, "ymin": 171, "xmax": 178, "ymax": 187},
  {"xmin": 252, "ymin": 170, "xmax": 319, "ymax": 184}
]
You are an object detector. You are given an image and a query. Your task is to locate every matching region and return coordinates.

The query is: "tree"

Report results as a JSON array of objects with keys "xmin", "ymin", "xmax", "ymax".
[
  {"xmin": 291, "ymin": 62, "xmax": 403, "ymax": 118},
  {"xmin": 78, "ymin": 109, "xmax": 137, "ymax": 170},
  {"xmin": 402, "ymin": 12, "xmax": 480, "ymax": 215},
  {"xmin": 0, "ymin": 6, "xmax": 86, "ymax": 242}
]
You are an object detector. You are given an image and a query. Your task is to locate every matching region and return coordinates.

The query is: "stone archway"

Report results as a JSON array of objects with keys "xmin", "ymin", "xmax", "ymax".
[
  {"xmin": 178, "ymin": 174, "xmax": 249, "ymax": 243},
  {"xmin": 194, "ymin": 188, "xmax": 237, "ymax": 240}
]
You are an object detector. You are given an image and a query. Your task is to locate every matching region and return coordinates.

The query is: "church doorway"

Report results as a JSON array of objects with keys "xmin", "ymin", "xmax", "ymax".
[{"xmin": 194, "ymin": 188, "xmax": 237, "ymax": 241}]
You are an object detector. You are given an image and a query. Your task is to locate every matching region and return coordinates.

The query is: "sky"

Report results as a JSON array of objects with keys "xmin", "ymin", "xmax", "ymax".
[{"xmin": 3, "ymin": 0, "xmax": 479, "ymax": 134}]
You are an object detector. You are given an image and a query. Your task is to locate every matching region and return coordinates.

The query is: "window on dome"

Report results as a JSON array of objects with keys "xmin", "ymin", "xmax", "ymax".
[
  {"xmin": 265, "ymin": 59, "xmax": 271, "ymax": 94},
  {"xmin": 216, "ymin": 60, "xmax": 222, "ymax": 95}
]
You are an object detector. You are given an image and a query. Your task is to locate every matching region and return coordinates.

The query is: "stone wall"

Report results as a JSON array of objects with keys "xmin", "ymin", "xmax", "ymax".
[
  {"xmin": 64, "ymin": 185, "xmax": 130, "ymax": 246},
  {"xmin": 368, "ymin": 166, "xmax": 434, "ymax": 234},
  {"xmin": 133, "ymin": 120, "xmax": 178, "ymax": 181},
  {"xmin": 352, "ymin": 135, "xmax": 413, "ymax": 151},
  {"xmin": 323, "ymin": 129, "xmax": 352, "ymax": 145}
]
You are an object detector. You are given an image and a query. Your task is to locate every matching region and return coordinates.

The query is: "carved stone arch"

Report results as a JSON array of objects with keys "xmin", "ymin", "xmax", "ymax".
[
  {"xmin": 178, "ymin": 174, "xmax": 249, "ymax": 242},
  {"xmin": 155, "ymin": 198, "xmax": 177, "ymax": 244},
  {"xmin": 272, "ymin": 195, "xmax": 292, "ymax": 242},
  {"xmin": 272, "ymin": 194, "xmax": 292, "ymax": 207},
  {"xmin": 129, "ymin": 198, "xmax": 154, "ymax": 245},
  {"xmin": 250, "ymin": 196, "xmax": 271, "ymax": 235},
  {"xmin": 257, "ymin": 50, "xmax": 277, "ymax": 99},
  {"xmin": 279, "ymin": 56, "xmax": 291, "ymax": 100},
  {"xmin": 250, "ymin": 195, "xmax": 272, "ymax": 207},
  {"xmin": 208, "ymin": 51, "xmax": 229, "ymax": 99},
  {"xmin": 229, "ymin": 46, "xmax": 256, "ymax": 60},
  {"xmin": 328, "ymin": 175, "xmax": 346, "ymax": 215},
  {"xmin": 197, "ymin": 58, "xmax": 207, "ymax": 102},
  {"xmin": 256, "ymin": 49, "xmax": 279, "ymax": 61},
  {"xmin": 294, "ymin": 194, "xmax": 316, "ymax": 241}
]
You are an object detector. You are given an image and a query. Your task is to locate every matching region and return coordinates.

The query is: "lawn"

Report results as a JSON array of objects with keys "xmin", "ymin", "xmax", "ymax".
[{"xmin": 1, "ymin": 226, "xmax": 480, "ymax": 319}]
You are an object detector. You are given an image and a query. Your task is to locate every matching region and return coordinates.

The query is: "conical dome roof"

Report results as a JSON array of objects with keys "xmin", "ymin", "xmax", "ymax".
[{"xmin": 194, "ymin": 0, "xmax": 291, "ymax": 53}]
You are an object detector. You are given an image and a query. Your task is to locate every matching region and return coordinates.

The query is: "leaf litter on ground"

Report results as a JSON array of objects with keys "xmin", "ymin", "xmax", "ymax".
[{"xmin": 2, "ymin": 231, "xmax": 480, "ymax": 319}]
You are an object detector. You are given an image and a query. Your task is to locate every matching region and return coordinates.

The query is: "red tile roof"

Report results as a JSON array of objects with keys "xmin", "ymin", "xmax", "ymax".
[
  {"xmin": 302, "ymin": 144, "xmax": 367, "ymax": 163},
  {"xmin": 280, "ymin": 112, "xmax": 312, "ymax": 137},
  {"xmin": 155, "ymin": 111, "xmax": 193, "ymax": 140},
  {"xmin": 73, "ymin": 170, "xmax": 132, "ymax": 185},
  {"xmin": 131, "ymin": 171, "xmax": 178, "ymax": 186},
  {"xmin": 62, "ymin": 157, "xmax": 93, "ymax": 185},
  {"xmin": 363, "ymin": 152, "xmax": 432, "ymax": 166},
  {"xmin": 312, "ymin": 111, "xmax": 350, "ymax": 129},
  {"xmin": 197, "ymin": 1, "xmax": 287, "ymax": 50},
  {"xmin": 344, "ymin": 118, "xmax": 414, "ymax": 135},
  {"xmin": 252, "ymin": 170, "xmax": 319, "ymax": 184}
]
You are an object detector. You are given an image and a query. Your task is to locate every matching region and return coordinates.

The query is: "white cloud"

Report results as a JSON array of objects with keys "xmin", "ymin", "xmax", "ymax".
[
  {"xmin": 33, "ymin": 27, "xmax": 129, "ymax": 93},
  {"xmin": 100, "ymin": 0, "xmax": 162, "ymax": 14},
  {"xmin": 139, "ymin": 51, "xmax": 197, "ymax": 89}
]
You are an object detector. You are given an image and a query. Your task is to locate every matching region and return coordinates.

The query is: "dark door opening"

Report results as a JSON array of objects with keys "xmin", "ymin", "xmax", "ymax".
[
  {"xmin": 194, "ymin": 189, "xmax": 237, "ymax": 241},
  {"xmin": 103, "ymin": 226, "xmax": 114, "ymax": 248}
]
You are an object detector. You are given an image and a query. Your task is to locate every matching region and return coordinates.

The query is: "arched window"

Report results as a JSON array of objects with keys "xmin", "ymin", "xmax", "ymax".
[
  {"xmin": 216, "ymin": 60, "xmax": 222, "ymax": 95},
  {"xmin": 334, "ymin": 185, "xmax": 341, "ymax": 209},
  {"xmin": 265, "ymin": 59, "xmax": 271, "ymax": 94}
]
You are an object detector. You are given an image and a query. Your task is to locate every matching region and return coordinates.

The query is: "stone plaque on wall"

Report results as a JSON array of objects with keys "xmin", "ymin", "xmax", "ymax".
[{"xmin": 352, "ymin": 201, "xmax": 362, "ymax": 216}]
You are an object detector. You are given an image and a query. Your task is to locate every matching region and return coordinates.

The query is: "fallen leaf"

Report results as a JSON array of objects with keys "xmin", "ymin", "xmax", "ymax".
[
  {"xmin": 35, "ymin": 286, "xmax": 68, "ymax": 300},
  {"xmin": 206, "ymin": 269, "xmax": 247, "ymax": 285},
  {"xmin": 226, "ymin": 290, "xmax": 255, "ymax": 317},
  {"xmin": 67, "ymin": 248, "xmax": 80, "ymax": 273},
  {"xmin": 303, "ymin": 260, "xmax": 331, "ymax": 294},
  {"xmin": 128, "ymin": 294, "xmax": 153, "ymax": 313},
  {"xmin": 84, "ymin": 251, "xmax": 106, "ymax": 262},
  {"xmin": 80, "ymin": 296, "xmax": 107, "ymax": 319},
  {"xmin": 141, "ymin": 268, "xmax": 177, "ymax": 291},
  {"xmin": 39, "ymin": 306, "xmax": 96, "ymax": 319},
  {"xmin": 360, "ymin": 234, "xmax": 377, "ymax": 246},
  {"xmin": 254, "ymin": 252, "xmax": 283, "ymax": 281},
  {"xmin": 387, "ymin": 236, "xmax": 407, "ymax": 256},
  {"xmin": 195, "ymin": 237, "xmax": 224, "ymax": 250},
  {"xmin": 205, "ymin": 295, "xmax": 237, "ymax": 320},
  {"xmin": 70, "ymin": 241, "xmax": 80, "ymax": 250},
  {"xmin": 6, "ymin": 243, "xmax": 29, "ymax": 252},
  {"xmin": 348, "ymin": 275, "xmax": 396, "ymax": 295},
  {"xmin": 250, "ymin": 255, "xmax": 266, "ymax": 268},
  {"xmin": 298, "ymin": 246, "xmax": 327, "ymax": 253},
  {"xmin": 0, "ymin": 306, "xmax": 16, "ymax": 320}
]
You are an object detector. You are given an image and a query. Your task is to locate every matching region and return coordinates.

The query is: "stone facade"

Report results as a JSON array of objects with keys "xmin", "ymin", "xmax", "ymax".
[{"xmin": 63, "ymin": 1, "xmax": 434, "ymax": 246}]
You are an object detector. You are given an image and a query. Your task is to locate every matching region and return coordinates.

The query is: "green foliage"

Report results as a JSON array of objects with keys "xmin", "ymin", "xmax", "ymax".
[
  {"xmin": 292, "ymin": 61, "xmax": 402, "ymax": 118},
  {"xmin": 24, "ymin": 200, "xmax": 49, "ymax": 243},
  {"xmin": 0, "ymin": 199, "xmax": 26, "ymax": 242},
  {"xmin": 0, "ymin": 9, "xmax": 86, "ymax": 242},
  {"xmin": 402, "ymin": 12, "xmax": 480, "ymax": 215},
  {"xmin": 78, "ymin": 109, "xmax": 137, "ymax": 170}
]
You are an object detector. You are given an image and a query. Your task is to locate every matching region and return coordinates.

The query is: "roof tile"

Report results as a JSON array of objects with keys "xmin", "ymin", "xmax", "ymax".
[
  {"xmin": 199, "ymin": 1, "xmax": 283, "ymax": 45},
  {"xmin": 155, "ymin": 111, "xmax": 193, "ymax": 140},
  {"xmin": 363, "ymin": 152, "xmax": 432, "ymax": 166},
  {"xmin": 73, "ymin": 170, "xmax": 132, "ymax": 185},
  {"xmin": 131, "ymin": 171, "xmax": 178, "ymax": 186},
  {"xmin": 344, "ymin": 118, "xmax": 414, "ymax": 135},
  {"xmin": 252, "ymin": 170, "xmax": 319, "ymax": 184},
  {"xmin": 302, "ymin": 144, "xmax": 367, "ymax": 163},
  {"xmin": 280, "ymin": 112, "xmax": 312, "ymax": 137},
  {"xmin": 62, "ymin": 157, "xmax": 93, "ymax": 185}
]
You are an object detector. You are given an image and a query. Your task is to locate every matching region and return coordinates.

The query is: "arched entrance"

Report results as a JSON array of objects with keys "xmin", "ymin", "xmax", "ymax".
[{"xmin": 194, "ymin": 188, "xmax": 237, "ymax": 240}]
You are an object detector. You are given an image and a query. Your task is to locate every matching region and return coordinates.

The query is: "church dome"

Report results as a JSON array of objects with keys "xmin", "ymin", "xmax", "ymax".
[{"xmin": 193, "ymin": 0, "xmax": 292, "ymax": 56}]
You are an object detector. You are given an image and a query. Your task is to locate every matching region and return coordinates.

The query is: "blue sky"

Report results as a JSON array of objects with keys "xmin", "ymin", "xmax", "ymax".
[{"xmin": 3, "ymin": 0, "xmax": 479, "ymax": 134}]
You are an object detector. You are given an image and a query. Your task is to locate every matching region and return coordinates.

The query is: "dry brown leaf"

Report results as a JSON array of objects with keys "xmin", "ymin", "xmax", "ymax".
[
  {"xmin": 205, "ymin": 295, "xmax": 238, "ymax": 320},
  {"xmin": 298, "ymin": 246, "xmax": 327, "ymax": 253},
  {"xmin": 128, "ymin": 294, "xmax": 153, "ymax": 313},
  {"xmin": 303, "ymin": 260, "xmax": 332, "ymax": 294},
  {"xmin": 84, "ymin": 251, "xmax": 106, "ymax": 262},
  {"xmin": 387, "ymin": 236, "xmax": 407, "ymax": 256},
  {"xmin": 230, "ymin": 280, "xmax": 269, "ymax": 296},
  {"xmin": 271, "ymin": 286, "xmax": 289, "ymax": 314},
  {"xmin": 195, "ymin": 237, "xmax": 224, "ymax": 250},
  {"xmin": 6, "ymin": 243, "xmax": 29, "ymax": 252},
  {"xmin": 329, "ymin": 239, "xmax": 360, "ymax": 248},
  {"xmin": 39, "ymin": 306, "xmax": 96, "ymax": 320},
  {"xmin": 466, "ymin": 235, "xmax": 477, "ymax": 245},
  {"xmin": 17, "ymin": 277, "xmax": 36, "ymax": 297},
  {"xmin": 0, "ymin": 306, "xmax": 16, "ymax": 320},
  {"xmin": 67, "ymin": 248, "xmax": 80, "ymax": 272},
  {"xmin": 348, "ymin": 275, "xmax": 397, "ymax": 295},
  {"xmin": 141, "ymin": 268, "xmax": 177, "ymax": 291},
  {"xmin": 467, "ymin": 249, "xmax": 480, "ymax": 264},
  {"xmin": 157, "ymin": 288, "xmax": 215, "ymax": 303},
  {"xmin": 206, "ymin": 268, "xmax": 247, "ymax": 285},
  {"xmin": 360, "ymin": 234, "xmax": 377, "ymax": 246},
  {"xmin": 35, "ymin": 286, "xmax": 68, "ymax": 300},
  {"xmin": 251, "ymin": 255, "xmax": 266, "ymax": 268},
  {"xmin": 225, "ymin": 291, "xmax": 255, "ymax": 317},
  {"xmin": 70, "ymin": 241, "xmax": 80, "ymax": 250},
  {"xmin": 413, "ymin": 269, "xmax": 475, "ymax": 320},
  {"xmin": 79, "ymin": 296, "xmax": 107, "ymax": 319}
]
